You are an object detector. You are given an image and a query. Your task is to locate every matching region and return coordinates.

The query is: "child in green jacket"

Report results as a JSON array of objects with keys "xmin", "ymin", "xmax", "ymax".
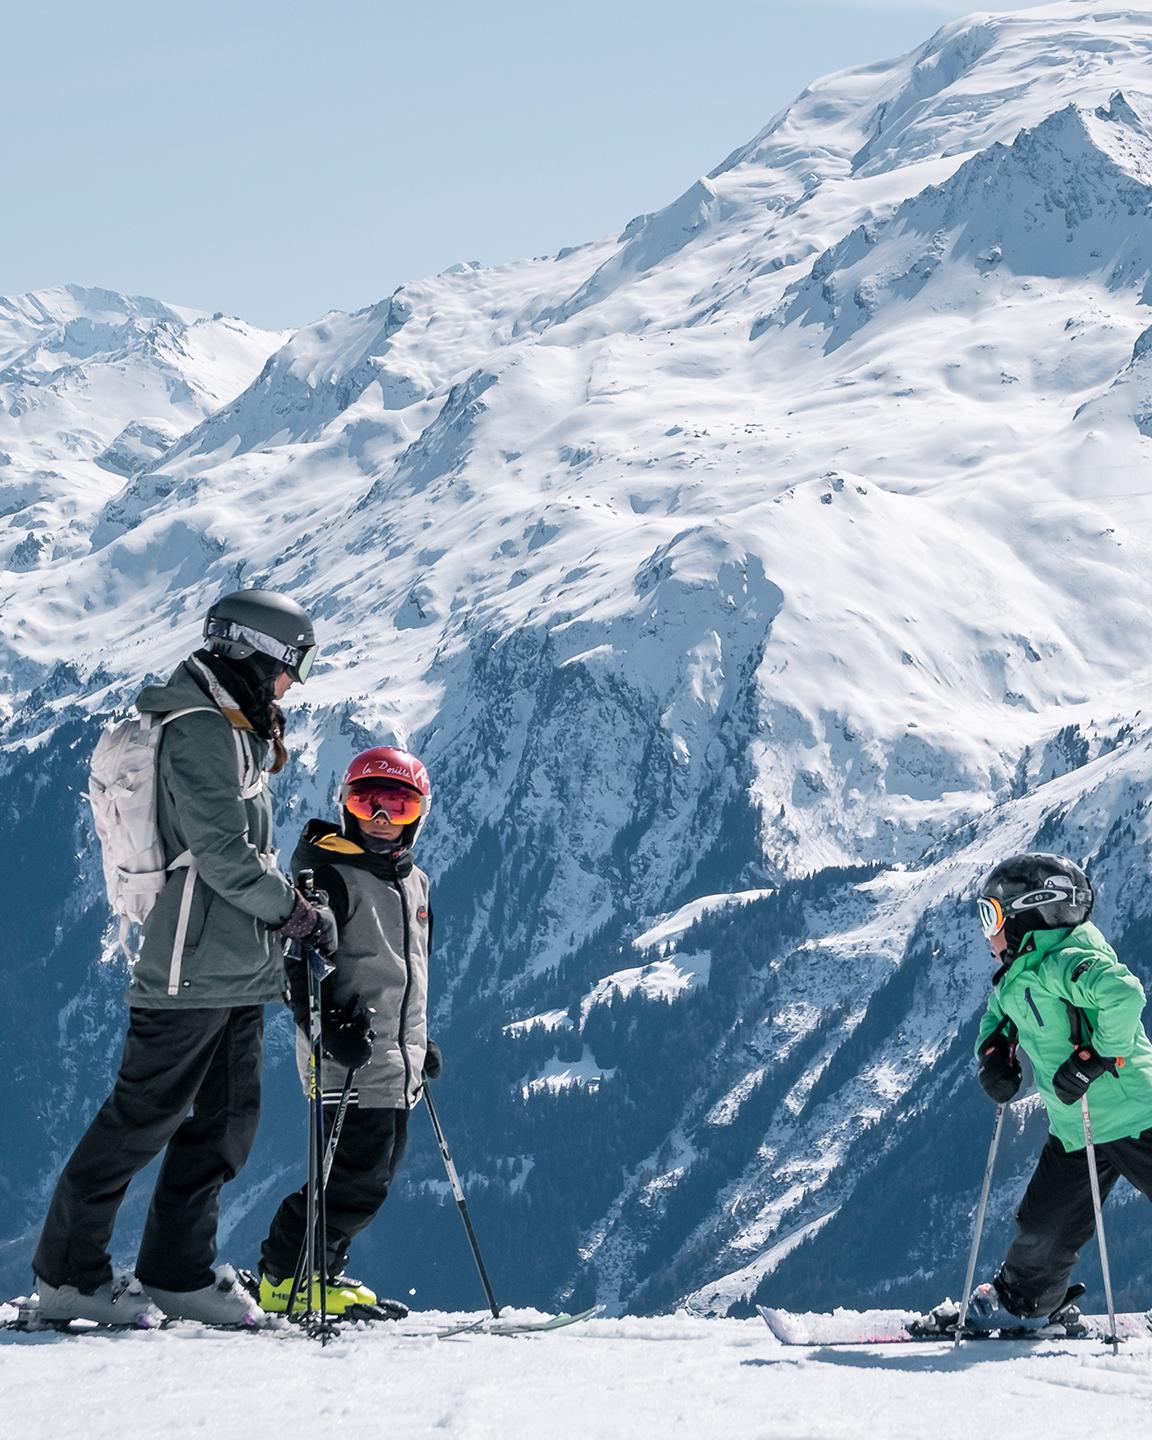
[{"xmin": 965, "ymin": 851, "xmax": 1152, "ymax": 1330}]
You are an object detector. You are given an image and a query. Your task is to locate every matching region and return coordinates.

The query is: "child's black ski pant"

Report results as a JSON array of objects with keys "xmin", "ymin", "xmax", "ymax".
[
  {"xmin": 997, "ymin": 1124, "xmax": 1152, "ymax": 1316},
  {"xmin": 260, "ymin": 1103, "xmax": 408, "ymax": 1282}
]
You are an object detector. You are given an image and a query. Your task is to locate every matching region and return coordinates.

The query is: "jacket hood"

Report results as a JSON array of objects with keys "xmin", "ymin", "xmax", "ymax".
[
  {"xmin": 136, "ymin": 657, "xmax": 254, "ymax": 730},
  {"xmin": 137, "ymin": 659, "xmax": 216, "ymax": 716},
  {"xmin": 293, "ymin": 818, "xmax": 414, "ymax": 881}
]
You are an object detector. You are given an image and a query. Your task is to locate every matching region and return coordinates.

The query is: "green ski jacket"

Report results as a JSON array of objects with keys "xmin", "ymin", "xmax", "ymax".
[
  {"xmin": 129, "ymin": 658, "xmax": 297, "ymax": 1008},
  {"xmin": 976, "ymin": 922, "xmax": 1152, "ymax": 1151}
]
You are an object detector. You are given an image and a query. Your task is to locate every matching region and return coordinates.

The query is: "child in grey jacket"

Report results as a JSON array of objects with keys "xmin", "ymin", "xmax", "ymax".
[{"xmin": 258, "ymin": 745, "xmax": 439, "ymax": 1317}]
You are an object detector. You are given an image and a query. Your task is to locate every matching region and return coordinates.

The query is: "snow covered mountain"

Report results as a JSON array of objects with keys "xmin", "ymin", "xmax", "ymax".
[{"xmin": 6, "ymin": 2, "xmax": 1152, "ymax": 1314}]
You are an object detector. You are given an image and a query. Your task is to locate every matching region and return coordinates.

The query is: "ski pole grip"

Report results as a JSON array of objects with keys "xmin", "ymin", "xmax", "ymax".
[{"xmin": 298, "ymin": 868, "xmax": 317, "ymax": 902}]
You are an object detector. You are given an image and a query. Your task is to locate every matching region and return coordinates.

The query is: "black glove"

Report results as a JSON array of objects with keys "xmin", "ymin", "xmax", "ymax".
[
  {"xmin": 307, "ymin": 902, "xmax": 339, "ymax": 958},
  {"xmin": 978, "ymin": 1032, "xmax": 1022, "ymax": 1104},
  {"xmin": 1052, "ymin": 1045, "xmax": 1117, "ymax": 1106},
  {"xmin": 322, "ymin": 996, "xmax": 375, "ymax": 1070},
  {"xmin": 276, "ymin": 890, "xmax": 339, "ymax": 959},
  {"xmin": 423, "ymin": 1039, "xmax": 443, "ymax": 1080}
]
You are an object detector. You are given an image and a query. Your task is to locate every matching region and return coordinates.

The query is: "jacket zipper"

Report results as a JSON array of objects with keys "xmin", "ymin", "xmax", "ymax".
[
  {"xmin": 1024, "ymin": 987, "xmax": 1045, "ymax": 1028},
  {"xmin": 393, "ymin": 878, "xmax": 415, "ymax": 1108}
]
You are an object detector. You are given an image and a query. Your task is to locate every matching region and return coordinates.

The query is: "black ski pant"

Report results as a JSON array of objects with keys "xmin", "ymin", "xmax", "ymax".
[
  {"xmin": 260, "ymin": 1103, "xmax": 408, "ymax": 1282},
  {"xmin": 997, "ymin": 1125, "xmax": 1152, "ymax": 1316},
  {"xmin": 34, "ymin": 1005, "xmax": 264, "ymax": 1294}
]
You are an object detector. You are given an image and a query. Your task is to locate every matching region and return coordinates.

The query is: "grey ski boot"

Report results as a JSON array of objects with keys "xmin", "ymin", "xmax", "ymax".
[
  {"xmin": 146, "ymin": 1264, "xmax": 266, "ymax": 1327},
  {"xmin": 964, "ymin": 1281, "xmax": 1068, "ymax": 1336},
  {"xmin": 36, "ymin": 1269, "xmax": 164, "ymax": 1327}
]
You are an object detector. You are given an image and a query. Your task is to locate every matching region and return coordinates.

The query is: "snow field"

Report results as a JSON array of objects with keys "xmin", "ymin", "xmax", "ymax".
[{"xmin": 2, "ymin": 1315, "xmax": 1152, "ymax": 1439}]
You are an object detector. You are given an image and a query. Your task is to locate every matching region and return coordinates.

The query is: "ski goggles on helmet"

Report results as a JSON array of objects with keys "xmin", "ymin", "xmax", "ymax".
[
  {"xmin": 204, "ymin": 618, "xmax": 318, "ymax": 682},
  {"xmin": 344, "ymin": 781, "xmax": 424, "ymax": 826},
  {"xmin": 976, "ymin": 896, "xmax": 1006, "ymax": 937},
  {"xmin": 977, "ymin": 879, "xmax": 1092, "ymax": 938}
]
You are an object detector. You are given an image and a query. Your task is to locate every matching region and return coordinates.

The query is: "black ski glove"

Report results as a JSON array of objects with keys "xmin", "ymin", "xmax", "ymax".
[
  {"xmin": 322, "ymin": 995, "xmax": 375, "ymax": 1070},
  {"xmin": 423, "ymin": 1039, "xmax": 443, "ymax": 1080},
  {"xmin": 1052, "ymin": 1045, "xmax": 1118, "ymax": 1106},
  {"xmin": 307, "ymin": 903, "xmax": 339, "ymax": 959},
  {"xmin": 978, "ymin": 1032, "xmax": 1022, "ymax": 1104}
]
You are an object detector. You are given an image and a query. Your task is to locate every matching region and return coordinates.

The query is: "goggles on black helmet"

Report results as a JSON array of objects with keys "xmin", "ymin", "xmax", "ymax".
[
  {"xmin": 976, "ymin": 896, "xmax": 1006, "ymax": 937},
  {"xmin": 204, "ymin": 617, "xmax": 318, "ymax": 682},
  {"xmin": 977, "ymin": 880, "xmax": 1091, "ymax": 938}
]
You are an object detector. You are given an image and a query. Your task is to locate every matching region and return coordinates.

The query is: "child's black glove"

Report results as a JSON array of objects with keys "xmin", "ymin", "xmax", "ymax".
[
  {"xmin": 1052, "ymin": 1045, "xmax": 1117, "ymax": 1105},
  {"xmin": 978, "ymin": 1033, "xmax": 1022, "ymax": 1104},
  {"xmin": 423, "ymin": 1039, "xmax": 443, "ymax": 1079},
  {"xmin": 322, "ymin": 996, "xmax": 375, "ymax": 1070}
]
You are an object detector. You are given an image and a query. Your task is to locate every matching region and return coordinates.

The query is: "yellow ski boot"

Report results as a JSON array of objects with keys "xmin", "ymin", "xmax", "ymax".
[{"xmin": 258, "ymin": 1272, "xmax": 407, "ymax": 1321}]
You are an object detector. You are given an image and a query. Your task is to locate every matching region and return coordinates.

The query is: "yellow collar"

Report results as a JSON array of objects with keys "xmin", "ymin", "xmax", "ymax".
[{"xmin": 315, "ymin": 832, "xmax": 365, "ymax": 856}]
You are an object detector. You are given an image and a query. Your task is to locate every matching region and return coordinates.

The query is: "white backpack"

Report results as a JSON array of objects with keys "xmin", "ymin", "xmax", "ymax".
[{"xmin": 88, "ymin": 706, "xmax": 261, "ymax": 960}]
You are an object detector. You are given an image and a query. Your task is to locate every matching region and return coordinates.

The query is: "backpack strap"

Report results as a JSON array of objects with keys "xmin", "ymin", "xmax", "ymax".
[
  {"xmin": 158, "ymin": 706, "xmax": 265, "ymax": 808},
  {"xmin": 165, "ymin": 854, "xmax": 198, "ymax": 996}
]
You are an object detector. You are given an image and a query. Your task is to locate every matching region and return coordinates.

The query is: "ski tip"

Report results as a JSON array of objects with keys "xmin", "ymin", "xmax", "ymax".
[{"xmin": 757, "ymin": 1305, "xmax": 807, "ymax": 1345}]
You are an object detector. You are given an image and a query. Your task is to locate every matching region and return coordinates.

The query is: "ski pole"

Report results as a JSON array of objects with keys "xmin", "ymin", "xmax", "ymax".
[
  {"xmin": 285, "ymin": 870, "xmax": 337, "ymax": 1339},
  {"xmin": 1081, "ymin": 1094, "xmax": 1119, "ymax": 1355},
  {"xmin": 286, "ymin": 1066, "xmax": 358, "ymax": 1312},
  {"xmin": 323, "ymin": 1069, "xmax": 357, "ymax": 1186},
  {"xmin": 312, "ymin": 938, "xmax": 330, "ymax": 1339},
  {"xmin": 285, "ymin": 936, "xmax": 324, "ymax": 1323},
  {"xmin": 954, "ymin": 1103, "xmax": 1005, "ymax": 1346},
  {"xmin": 424, "ymin": 1083, "xmax": 501, "ymax": 1318}
]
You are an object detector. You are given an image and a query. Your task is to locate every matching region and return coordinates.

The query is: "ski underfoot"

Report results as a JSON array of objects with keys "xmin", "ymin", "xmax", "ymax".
[
  {"xmin": 431, "ymin": 1305, "xmax": 602, "ymax": 1338},
  {"xmin": 0, "ymin": 1297, "xmax": 602, "ymax": 1339},
  {"xmin": 757, "ymin": 1304, "xmax": 1152, "ymax": 1348}
]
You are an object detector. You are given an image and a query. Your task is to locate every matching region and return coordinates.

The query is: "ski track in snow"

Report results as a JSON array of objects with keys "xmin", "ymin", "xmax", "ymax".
[{"xmin": 2, "ymin": 1316, "xmax": 1151, "ymax": 1438}]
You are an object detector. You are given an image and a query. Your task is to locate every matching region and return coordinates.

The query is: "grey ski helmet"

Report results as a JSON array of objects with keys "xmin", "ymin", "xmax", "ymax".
[
  {"xmin": 203, "ymin": 589, "xmax": 318, "ymax": 682},
  {"xmin": 976, "ymin": 852, "xmax": 1093, "ymax": 947}
]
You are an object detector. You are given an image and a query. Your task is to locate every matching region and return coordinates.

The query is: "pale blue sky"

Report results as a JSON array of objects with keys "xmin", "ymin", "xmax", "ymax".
[{"xmin": 4, "ymin": 0, "xmax": 1042, "ymax": 329}]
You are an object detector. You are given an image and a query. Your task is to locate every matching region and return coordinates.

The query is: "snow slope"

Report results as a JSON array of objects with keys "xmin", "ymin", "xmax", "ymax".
[
  {"xmin": 0, "ymin": 285, "xmax": 284, "ymax": 571},
  {"xmin": 8, "ymin": 2, "xmax": 1152, "ymax": 1315},
  {"xmin": 1, "ymin": 1315, "xmax": 1150, "ymax": 1440}
]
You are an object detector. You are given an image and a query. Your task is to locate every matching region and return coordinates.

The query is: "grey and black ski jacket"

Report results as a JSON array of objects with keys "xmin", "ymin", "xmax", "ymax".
[
  {"xmin": 129, "ymin": 658, "xmax": 297, "ymax": 1008},
  {"xmin": 289, "ymin": 820, "xmax": 431, "ymax": 1110}
]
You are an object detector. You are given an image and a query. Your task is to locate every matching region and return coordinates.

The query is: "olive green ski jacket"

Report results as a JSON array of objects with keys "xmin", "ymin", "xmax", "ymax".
[
  {"xmin": 976, "ymin": 922, "xmax": 1152, "ymax": 1151},
  {"xmin": 128, "ymin": 658, "xmax": 297, "ymax": 1008}
]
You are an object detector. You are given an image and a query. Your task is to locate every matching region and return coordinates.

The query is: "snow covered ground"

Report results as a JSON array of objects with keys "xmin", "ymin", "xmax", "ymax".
[{"xmin": 2, "ymin": 1314, "xmax": 1150, "ymax": 1438}]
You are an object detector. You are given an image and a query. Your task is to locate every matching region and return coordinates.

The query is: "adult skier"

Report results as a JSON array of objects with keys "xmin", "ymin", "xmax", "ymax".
[
  {"xmin": 959, "ymin": 851, "xmax": 1152, "ymax": 1331},
  {"xmin": 256, "ymin": 745, "xmax": 436, "ymax": 1318},
  {"xmin": 33, "ymin": 589, "xmax": 339, "ymax": 1327}
]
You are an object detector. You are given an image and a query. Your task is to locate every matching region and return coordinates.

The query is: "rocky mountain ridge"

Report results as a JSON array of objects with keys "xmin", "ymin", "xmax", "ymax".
[{"xmin": 6, "ymin": 4, "xmax": 1152, "ymax": 1312}]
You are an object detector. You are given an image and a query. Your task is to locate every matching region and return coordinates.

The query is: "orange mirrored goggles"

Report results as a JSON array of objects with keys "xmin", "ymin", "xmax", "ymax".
[
  {"xmin": 345, "ymin": 782, "xmax": 423, "ymax": 826},
  {"xmin": 976, "ymin": 896, "xmax": 1006, "ymax": 937}
]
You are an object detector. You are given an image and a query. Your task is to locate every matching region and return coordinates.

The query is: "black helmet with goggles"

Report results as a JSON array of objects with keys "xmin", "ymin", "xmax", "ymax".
[
  {"xmin": 204, "ymin": 589, "xmax": 318, "ymax": 683},
  {"xmin": 976, "ymin": 852, "xmax": 1093, "ymax": 943}
]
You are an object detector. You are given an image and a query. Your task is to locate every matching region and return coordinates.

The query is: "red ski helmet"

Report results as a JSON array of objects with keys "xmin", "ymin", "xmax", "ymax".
[{"xmin": 339, "ymin": 746, "xmax": 431, "ymax": 848}]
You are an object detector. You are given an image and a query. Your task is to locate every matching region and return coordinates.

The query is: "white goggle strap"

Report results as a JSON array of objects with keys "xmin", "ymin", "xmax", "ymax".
[{"xmin": 207, "ymin": 619, "xmax": 316, "ymax": 678}]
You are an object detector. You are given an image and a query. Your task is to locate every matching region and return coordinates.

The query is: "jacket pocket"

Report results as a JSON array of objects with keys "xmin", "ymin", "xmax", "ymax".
[
  {"xmin": 183, "ymin": 884, "xmax": 216, "ymax": 953},
  {"xmin": 1024, "ymin": 987, "xmax": 1045, "ymax": 1028}
]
